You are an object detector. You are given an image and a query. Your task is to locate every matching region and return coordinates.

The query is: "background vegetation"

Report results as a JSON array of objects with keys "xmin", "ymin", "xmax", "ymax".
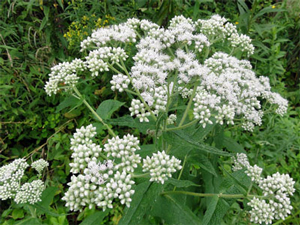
[{"xmin": 0, "ymin": 0, "xmax": 299, "ymax": 224}]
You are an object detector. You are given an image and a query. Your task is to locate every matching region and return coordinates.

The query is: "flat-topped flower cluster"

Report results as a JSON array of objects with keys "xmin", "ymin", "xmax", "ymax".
[
  {"xmin": 63, "ymin": 125, "xmax": 181, "ymax": 211},
  {"xmin": 0, "ymin": 158, "xmax": 48, "ymax": 204},
  {"xmin": 232, "ymin": 153, "xmax": 295, "ymax": 224},
  {"xmin": 45, "ymin": 15, "xmax": 287, "ymax": 131}
]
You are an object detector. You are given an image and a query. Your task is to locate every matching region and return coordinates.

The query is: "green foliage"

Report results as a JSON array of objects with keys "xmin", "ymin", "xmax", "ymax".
[{"xmin": 1, "ymin": 0, "xmax": 299, "ymax": 224}]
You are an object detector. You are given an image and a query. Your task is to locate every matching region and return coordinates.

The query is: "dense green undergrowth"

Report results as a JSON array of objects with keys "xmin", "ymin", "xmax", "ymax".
[{"xmin": 0, "ymin": 0, "xmax": 299, "ymax": 224}]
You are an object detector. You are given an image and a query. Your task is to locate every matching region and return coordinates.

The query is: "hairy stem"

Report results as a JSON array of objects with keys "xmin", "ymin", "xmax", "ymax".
[
  {"xmin": 178, "ymin": 83, "xmax": 198, "ymax": 127},
  {"xmin": 73, "ymin": 86, "xmax": 116, "ymax": 137}
]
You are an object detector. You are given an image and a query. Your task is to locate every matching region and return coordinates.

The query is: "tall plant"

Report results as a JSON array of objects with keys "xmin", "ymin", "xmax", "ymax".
[{"xmin": 1, "ymin": 14, "xmax": 295, "ymax": 224}]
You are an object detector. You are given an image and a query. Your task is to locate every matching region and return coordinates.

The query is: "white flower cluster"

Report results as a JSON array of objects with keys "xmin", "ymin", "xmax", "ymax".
[
  {"xmin": 111, "ymin": 74, "xmax": 130, "ymax": 92},
  {"xmin": 0, "ymin": 158, "xmax": 47, "ymax": 204},
  {"xmin": 69, "ymin": 124, "xmax": 102, "ymax": 174},
  {"xmin": 104, "ymin": 134, "xmax": 141, "ymax": 173},
  {"xmin": 129, "ymin": 99, "xmax": 151, "ymax": 122},
  {"xmin": 32, "ymin": 159, "xmax": 49, "ymax": 174},
  {"xmin": 45, "ymin": 59, "xmax": 86, "ymax": 96},
  {"xmin": 86, "ymin": 47, "xmax": 128, "ymax": 77},
  {"xmin": 45, "ymin": 14, "xmax": 288, "ymax": 134},
  {"xmin": 74, "ymin": 16, "xmax": 284, "ymax": 130},
  {"xmin": 232, "ymin": 153, "xmax": 295, "ymax": 224},
  {"xmin": 167, "ymin": 114, "xmax": 177, "ymax": 125},
  {"xmin": 142, "ymin": 151, "xmax": 182, "ymax": 184},
  {"xmin": 14, "ymin": 180, "xmax": 45, "ymax": 204},
  {"xmin": 63, "ymin": 125, "xmax": 140, "ymax": 211},
  {"xmin": 196, "ymin": 15, "xmax": 254, "ymax": 56}
]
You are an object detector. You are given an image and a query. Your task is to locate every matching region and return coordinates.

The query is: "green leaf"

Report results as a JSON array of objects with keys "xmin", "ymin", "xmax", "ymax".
[
  {"xmin": 119, "ymin": 182, "xmax": 160, "ymax": 225},
  {"xmin": 151, "ymin": 194, "xmax": 202, "ymax": 225},
  {"xmin": 56, "ymin": 96, "xmax": 82, "ymax": 113},
  {"xmin": 32, "ymin": 203, "xmax": 64, "ymax": 217},
  {"xmin": 191, "ymin": 122, "xmax": 216, "ymax": 140},
  {"xmin": 14, "ymin": 217, "xmax": 41, "ymax": 225},
  {"xmin": 79, "ymin": 209, "xmax": 111, "ymax": 225},
  {"xmin": 222, "ymin": 169, "xmax": 250, "ymax": 194},
  {"xmin": 108, "ymin": 115, "xmax": 156, "ymax": 134},
  {"xmin": 202, "ymin": 195, "xmax": 219, "ymax": 225},
  {"xmin": 12, "ymin": 208, "xmax": 24, "ymax": 219},
  {"xmin": 164, "ymin": 130, "xmax": 231, "ymax": 156},
  {"xmin": 166, "ymin": 178, "xmax": 200, "ymax": 188},
  {"xmin": 223, "ymin": 137, "xmax": 246, "ymax": 153},
  {"xmin": 207, "ymin": 198, "xmax": 230, "ymax": 225},
  {"xmin": 39, "ymin": 186, "xmax": 58, "ymax": 208},
  {"xmin": 40, "ymin": 17, "xmax": 48, "ymax": 31},
  {"xmin": 188, "ymin": 152, "xmax": 218, "ymax": 177},
  {"xmin": 96, "ymin": 100, "xmax": 125, "ymax": 120},
  {"xmin": 253, "ymin": 7, "xmax": 285, "ymax": 21}
]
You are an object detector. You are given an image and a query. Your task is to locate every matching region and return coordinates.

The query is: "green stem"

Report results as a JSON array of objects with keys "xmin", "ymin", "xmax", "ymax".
[
  {"xmin": 162, "ymin": 191, "xmax": 268, "ymax": 200},
  {"xmin": 247, "ymin": 182, "xmax": 253, "ymax": 196},
  {"xmin": 72, "ymin": 86, "xmax": 116, "ymax": 137},
  {"xmin": 178, "ymin": 83, "xmax": 198, "ymax": 127},
  {"xmin": 125, "ymin": 89, "xmax": 138, "ymax": 96},
  {"xmin": 108, "ymin": 64, "xmax": 123, "ymax": 74},
  {"xmin": 28, "ymin": 205, "xmax": 37, "ymax": 218},
  {"xmin": 132, "ymin": 173, "xmax": 149, "ymax": 178},
  {"xmin": 162, "ymin": 191, "xmax": 246, "ymax": 199},
  {"xmin": 173, "ymin": 155, "xmax": 187, "ymax": 191},
  {"xmin": 165, "ymin": 120, "xmax": 198, "ymax": 132}
]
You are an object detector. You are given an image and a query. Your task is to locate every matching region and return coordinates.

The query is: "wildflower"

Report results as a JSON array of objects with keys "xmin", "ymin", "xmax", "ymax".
[
  {"xmin": 31, "ymin": 159, "xmax": 49, "ymax": 174},
  {"xmin": 0, "ymin": 159, "xmax": 46, "ymax": 204},
  {"xmin": 232, "ymin": 153, "xmax": 295, "ymax": 224},
  {"xmin": 272, "ymin": 5, "xmax": 276, "ymax": 9},
  {"xmin": 14, "ymin": 180, "xmax": 45, "ymax": 204},
  {"xmin": 129, "ymin": 99, "xmax": 151, "ymax": 122},
  {"xmin": 142, "ymin": 151, "xmax": 182, "ymax": 184},
  {"xmin": 64, "ymin": 125, "xmax": 139, "ymax": 211}
]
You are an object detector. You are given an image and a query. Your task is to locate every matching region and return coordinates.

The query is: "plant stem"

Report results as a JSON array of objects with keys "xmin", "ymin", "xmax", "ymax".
[
  {"xmin": 165, "ymin": 120, "xmax": 198, "ymax": 132},
  {"xmin": 162, "ymin": 190, "xmax": 267, "ymax": 200},
  {"xmin": 162, "ymin": 191, "xmax": 246, "ymax": 199},
  {"xmin": 178, "ymin": 83, "xmax": 198, "ymax": 127},
  {"xmin": 132, "ymin": 173, "xmax": 149, "ymax": 178},
  {"xmin": 72, "ymin": 86, "xmax": 116, "ymax": 137},
  {"xmin": 173, "ymin": 155, "xmax": 187, "ymax": 191}
]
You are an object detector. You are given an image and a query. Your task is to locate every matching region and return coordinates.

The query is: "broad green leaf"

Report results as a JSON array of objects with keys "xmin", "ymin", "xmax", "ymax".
[
  {"xmin": 56, "ymin": 96, "xmax": 82, "ymax": 113},
  {"xmin": 207, "ymin": 198, "xmax": 231, "ymax": 225},
  {"xmin": 64, "ymin": 109, "xmax": 81, "ymax": 118},
  {"xmin": 202, "ymin": 195, "xmax": 219, "ymax": 225},
  {"xmin": 14, "ymin": 217, "xmax": 41, "ymax": 225},
  {"xmin": 96, "ymin": 100, "xmax": 125, "ymax": 120},
  {"xmin": 12, "ymin": 208, "xmax": 24, "ymax": 219},
  {"xmin": 39, "ymin": 186, "xmax": 58, "ymax": 209},
  {"xmin": 223, "ymin": 137, "xmax": 246, "ymax": 153},
  {"xmin": 118, "ymin": 181, "xmax": 152, "ymax": 224},
  {"xmin": 164, "ymin": 130, "xmax": 231, "ymax": 156},
  {"xmin": 191, "ymin": 121, "xmax": 215, "ymax": 140},
  {"xmin": 222, "ymin": 169, "xmax": 250, "ymax": 194},
  {"xmin": 151, "ymin": 194, "xmax": 202, "ymax": 225},
  {"xmin": 32, "ymin": 203, "xmax": 64, "ymax": 217},
  {"xmin": 138, "ymin": 144, "xmax": 156, "ymax": 158},
  {"xmin": 253, "ymin": 7, "xmax": 285, "ymax": 21},
  {"xmin": 108, "ymin": 115, "xmax": 156, "ymax": 134},
  {"xmin": 188, "ymin": 152, "xmax": 218, "ymax": 177},
  {"xmin": 166, "ymin": 178, "xmax": 200, "ymax": 188},
  {"xmin": 79, "ymin": 209, "xmax": 111, "ymax": 225},
  {"xmin": 214, "ymin": 125, "xmax": 224, "ymax": 149}
]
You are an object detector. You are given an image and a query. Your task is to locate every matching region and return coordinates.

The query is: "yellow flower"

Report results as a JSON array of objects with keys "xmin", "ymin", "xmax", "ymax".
[
  {"xmin": 272, "ymin": 5, "xmax": 275, "ymax": 9},
  {"xmin": 235, "ymin": 22, "xmax": 239, "ymax": 25}
]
